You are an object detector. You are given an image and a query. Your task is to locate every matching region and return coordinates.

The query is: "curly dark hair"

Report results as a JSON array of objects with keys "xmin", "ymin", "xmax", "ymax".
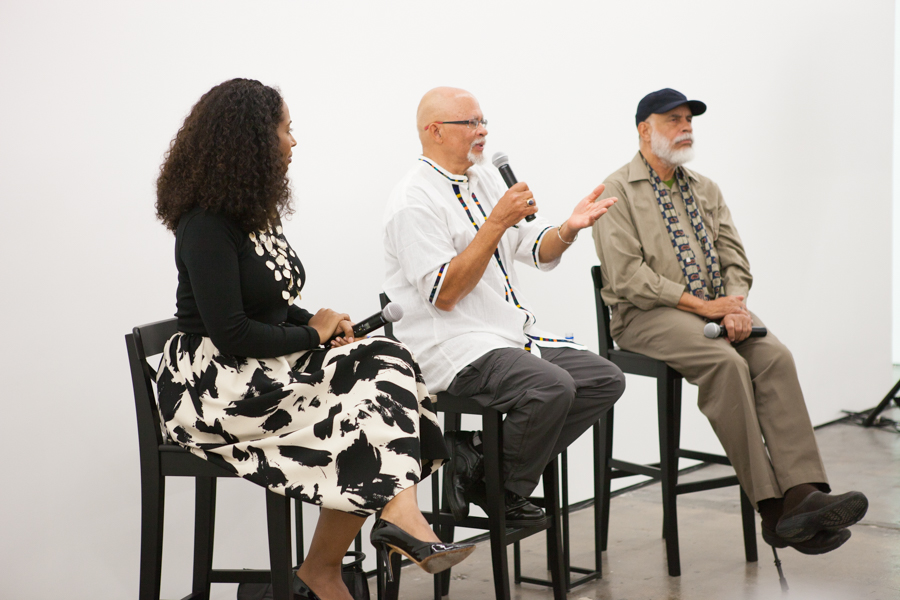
[{"xmin": 156, "ymin": 78, "xmax": 293, "ymax": 232}]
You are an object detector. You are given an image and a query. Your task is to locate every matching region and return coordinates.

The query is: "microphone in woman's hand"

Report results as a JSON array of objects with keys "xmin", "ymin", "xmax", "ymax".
[{"xmin": 331, "ymin": 303, "xmax": 404, "ymax": 341}]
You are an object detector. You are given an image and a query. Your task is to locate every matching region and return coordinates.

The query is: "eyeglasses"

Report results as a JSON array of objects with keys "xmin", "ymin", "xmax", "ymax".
[{"xmin": 430, "ymin": 118, "xmax": 488, "ymax": 130}]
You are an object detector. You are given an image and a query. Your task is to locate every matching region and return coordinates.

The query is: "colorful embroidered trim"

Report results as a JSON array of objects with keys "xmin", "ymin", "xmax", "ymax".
[
  {"xmin": 531, "ymin": 226, "xmax": 552, "ymax": 267},
  {"xmin": 526, "ymin": 334, "xmax": 567, "ymax": 343},
  {"xmin": 419, "ymin": 158, "xmax": 467, "ymax": 183},
  {"xmin": 428, "ymin": 262, "xmax": 448, "ymax": 304},
  {"xmin": 451, "ymin": 184, "xmax": 534, "ymax": 325}
]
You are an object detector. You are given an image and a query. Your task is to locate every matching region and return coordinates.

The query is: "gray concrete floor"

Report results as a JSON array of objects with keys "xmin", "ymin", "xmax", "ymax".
[{"xmin": 381, "ymin": 415, "xmax": 900, "ymax": 600}]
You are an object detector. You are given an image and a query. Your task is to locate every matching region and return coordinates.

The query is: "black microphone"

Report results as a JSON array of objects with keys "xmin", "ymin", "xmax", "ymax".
[
  {"xmin": 330, "ymin": 302, "xmax": 404, "ymax": 341},
  {"xmin": 703, "ymin": 322, "xmax": 767, "ymax": 339},
  {"xmin": 491, "ymin": 151, "xmax": 536, "ymax": 222}
]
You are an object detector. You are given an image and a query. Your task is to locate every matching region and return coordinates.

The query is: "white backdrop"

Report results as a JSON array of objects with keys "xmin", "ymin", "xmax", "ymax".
[{"xmin": 0, "ymin": 2, "xmax": 894, "ymax": 599}]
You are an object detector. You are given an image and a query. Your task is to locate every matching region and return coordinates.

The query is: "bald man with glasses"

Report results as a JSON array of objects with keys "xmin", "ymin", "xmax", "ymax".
[{"xmin": 382, "ymin": 87, "xmax": 625, "ymax": 526}]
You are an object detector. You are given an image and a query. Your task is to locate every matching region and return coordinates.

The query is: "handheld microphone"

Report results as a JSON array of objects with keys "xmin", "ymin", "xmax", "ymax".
[
  {"xmin": 703, "ymin": 322, "xmax": 767, "ymax": 339},
  {"xmin": 330, "ymin": 303, "xmax": 404, "ymax": 341},
  {"xmin": 491, "ymin": 152, "xmax": 536, "ymax": 222}
]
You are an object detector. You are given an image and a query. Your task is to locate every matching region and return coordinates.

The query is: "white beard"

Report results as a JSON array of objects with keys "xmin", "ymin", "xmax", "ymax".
[
  {"xmin": 467, "ymin": 138, "xmax": 487, "ymax": 165},
  {"xmin": 650, "ymin": 129, "xmax": 695, "ymax": 167}
]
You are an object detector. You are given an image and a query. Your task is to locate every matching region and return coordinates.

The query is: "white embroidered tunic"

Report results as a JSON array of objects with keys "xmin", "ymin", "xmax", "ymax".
[{"xmin": 383, "ymin": 157, "xmax": 579, "ymax": 392}]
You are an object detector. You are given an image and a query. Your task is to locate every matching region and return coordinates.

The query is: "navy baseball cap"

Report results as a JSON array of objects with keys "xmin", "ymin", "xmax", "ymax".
[{"xmin": 635, "ymin": 88, "xmax": 706, "ymax": 126}]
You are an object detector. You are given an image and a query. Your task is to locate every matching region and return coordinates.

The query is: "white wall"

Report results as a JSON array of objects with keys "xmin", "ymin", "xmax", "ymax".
[
  {"xmin": 895, "ymin": 1, "xmax": 900, "ymax": 364},
  {"xmin": 0, "ymin": 2, "xmax": 893, "ymax": 599}
]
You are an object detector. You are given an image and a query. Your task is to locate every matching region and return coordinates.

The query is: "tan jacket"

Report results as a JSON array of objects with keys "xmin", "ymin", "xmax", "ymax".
[{"xmin": 592, "ymin": 152, "xmax": 752, "ymax": 336}]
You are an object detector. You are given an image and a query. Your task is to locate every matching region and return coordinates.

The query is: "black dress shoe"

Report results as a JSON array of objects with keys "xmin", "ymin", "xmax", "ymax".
[
  {"xmin": 503, "ymin": 490, "xmax": 548, "ymax": 528},
  {"xmin": 292, "ymin": 573, "xmax": 323, "ymax": 600},
  {"xmin": 370, "ymin": 518, "xmax": 476, "ymax": 582},
  {"xmin": 443, "ymin": 430, "xmax": 484, "ymax": 521},
  {"xmin": 464, "ymin": 481, "xmax": 548, "ymax": 528},
  {"xmin": 776, "ymin": 490, "xmax": 868, "ymax": 543},
  {"xmin": 762, "ymin": 524, "xmax": 851, "ymax": 555}
]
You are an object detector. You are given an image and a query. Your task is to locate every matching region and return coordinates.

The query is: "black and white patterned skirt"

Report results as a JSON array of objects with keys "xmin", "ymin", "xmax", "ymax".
[{"xmin": 156, "ymin": 334, "xmax": 447, "ymax": 516}]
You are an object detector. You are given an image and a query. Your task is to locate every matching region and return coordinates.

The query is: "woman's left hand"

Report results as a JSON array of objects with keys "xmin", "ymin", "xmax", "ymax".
[{"xmin": 330, "ymin": 320, "xmax": 356, "ymax": 347}]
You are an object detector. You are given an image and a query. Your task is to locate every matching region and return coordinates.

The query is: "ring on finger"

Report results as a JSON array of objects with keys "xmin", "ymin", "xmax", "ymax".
[{"xmin": 526, "ymin": 198, "xmax": 535, "ymax": 206}]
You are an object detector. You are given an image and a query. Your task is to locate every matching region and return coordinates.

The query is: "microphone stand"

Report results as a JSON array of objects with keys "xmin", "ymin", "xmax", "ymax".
[{"xmin": 862, "ymin": 376, "xmax": 900, "ymax": 427}]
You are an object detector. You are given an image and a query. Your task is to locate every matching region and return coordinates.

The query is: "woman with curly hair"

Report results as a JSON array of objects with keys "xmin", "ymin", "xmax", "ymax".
[{"xmin": 155, "ymin": 78, "xmax": 474, "ymax": 600}]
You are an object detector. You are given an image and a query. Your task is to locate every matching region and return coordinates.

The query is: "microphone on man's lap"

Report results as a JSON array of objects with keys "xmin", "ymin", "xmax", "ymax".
[
  {"xmin": 330, "ymin": 302, "xmax": 404, "ymax": 341},
  {"xmin": 491, "ymin": 152, "xmax": 537, "ymax": 222},
  {"xmin": 703, "ymin": 322, "xmax": 767, "ymax": 339}
]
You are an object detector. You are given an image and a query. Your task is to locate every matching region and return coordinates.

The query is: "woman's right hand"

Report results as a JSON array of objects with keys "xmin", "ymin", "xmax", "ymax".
[{"xmin": 308, "ymin": 308, "xmax": 351, "ymax": 343}]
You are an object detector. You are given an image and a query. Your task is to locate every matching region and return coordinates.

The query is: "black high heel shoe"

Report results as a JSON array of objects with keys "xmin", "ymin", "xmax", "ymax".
[
  {"xmin": 370, "ymin": 518, "xmax": 476, "ymax": 582},
  {"xmin": 292, "ymin": 573, "xmax": 323, "ymax": 600}
]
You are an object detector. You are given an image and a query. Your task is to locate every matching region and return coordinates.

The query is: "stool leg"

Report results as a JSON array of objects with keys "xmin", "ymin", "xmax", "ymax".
[
  {"xmin": 192, "ymin": 477, "xmax": 216, "ymax": 600},
  {"xmin": 483, "ymin": 409, "xmax": 511, "ymax": 600},
  {"xmin": 382, "ymin": 553, "xmax": 402, "ymax": 600},
  {"xmin": 740, "ymin": 488, "xmax": 758, "ymax": 562},
  {"xmin": 591, "ymin": 421, "xmax": 604, "ymax": 575},
  {"xmin": 376, "ymin": 546, "xmax": 385, "ymax": 600},
  {"xmin": 596, "ymin": 411, "xmax": 614, "ymax": 554},
  {"xmin": 294, "ymin": 500, "xmax": 305, "ymax": 566},
  {"xmin": 543, "ymin": 460, "xmax": 566, "ymax": 600},
  {"xmin": 658, "ymin": 368, "xmax": 681, "ymax": 577},
  {"xmin": 139, "ymin": 473, "xmax": 165, "ymax": 600},
  {"xmin": 560, "ymin": 452, "xmax": 571, "ymax": 590},
  {"xmin": 266, "ymin": 490, "xmax": 293, "ymax": 600},
  {"xmin": 439, "ymin": 412, "xmax": 462, "ymax": 598}
]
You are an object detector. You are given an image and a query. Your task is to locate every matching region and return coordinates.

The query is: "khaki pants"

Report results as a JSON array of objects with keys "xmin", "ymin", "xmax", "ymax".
[{"xmin": 613, "ymin": 305, "xmax": 828, "ymax": 507}]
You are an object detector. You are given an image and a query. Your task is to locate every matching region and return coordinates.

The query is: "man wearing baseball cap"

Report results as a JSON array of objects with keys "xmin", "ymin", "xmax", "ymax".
[{"xmin": 591, "ymin": 88, "xmax": 868, "ymax": 555}]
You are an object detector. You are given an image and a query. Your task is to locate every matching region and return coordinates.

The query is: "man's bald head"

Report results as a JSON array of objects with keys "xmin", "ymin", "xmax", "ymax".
[
  {"xmin": 416, "ymin": 87, "xmax": 477, "ymax": 135},
  {"xmin": 416, "ymin": 86, "xmax": 488, "ymax": 175}
]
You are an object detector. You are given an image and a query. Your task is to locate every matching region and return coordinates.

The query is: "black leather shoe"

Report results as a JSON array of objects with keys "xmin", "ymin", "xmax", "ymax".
[
  {"xmin": 776, "ymin": 491, "xmax": 868, "ymax": 543},
  {"xmin": 370, "ymin": 518, "xmax": 476, "ymax": 581},
  {"xmin": 762, "ymin": 524, "xmax": 851, "ymax": 555},
  {"xmin": 443, "ymin": 430, "xmax": 484, "ymax": 521},
  {"xmin": 504, "ymin": 490, "xmax": 548, "ymax": 528},
  {"xmin": 464, "ymin": 481, "xmax": 548, "ymax": 528},
  {"xmin": 292, "ymin": 573, "xmax": 323, "ymax": 600}
]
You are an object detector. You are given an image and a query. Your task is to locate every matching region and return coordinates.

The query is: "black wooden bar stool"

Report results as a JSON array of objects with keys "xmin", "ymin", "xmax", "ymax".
[
  {"xmin": 379, "ymin": 294, "xmax": 566, "ymax": 600},
  {"xmin": 511, "ymin": 441, "xmax": 604, "ymax": 592},
  {"xmin": 589, "ymin": 266, "xmax": 758, "ymax": 576},
  {"xmin": 127, "ymin": 318, "xmax": 298, "ymax": 600}
]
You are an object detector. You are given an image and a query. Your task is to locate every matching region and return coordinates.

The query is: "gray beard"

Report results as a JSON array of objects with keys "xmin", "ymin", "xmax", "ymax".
[{"xmin": 650, "ymin": 130, "xmax": 695, "ymax": 167}]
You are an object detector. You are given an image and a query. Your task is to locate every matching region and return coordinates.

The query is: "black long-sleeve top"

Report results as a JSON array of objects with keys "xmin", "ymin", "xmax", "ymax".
[{"xmin": 174, "ymin": 207, "xmax": 320, "ymax": 357}]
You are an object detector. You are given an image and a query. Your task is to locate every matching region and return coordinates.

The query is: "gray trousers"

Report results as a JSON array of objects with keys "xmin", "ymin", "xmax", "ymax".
[
  {"xmin": 614, "ymin": 305, "xmax": 829, "ymax": 507},
  {"xmin": 447, "ymin": 346, "xmax": 625, "ymax": 497}
]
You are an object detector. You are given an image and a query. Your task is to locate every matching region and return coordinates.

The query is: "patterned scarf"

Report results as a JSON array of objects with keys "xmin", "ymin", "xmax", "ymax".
[{"xmin": 641, "ymin": 154, "xmax": 723, "ymax": 300}]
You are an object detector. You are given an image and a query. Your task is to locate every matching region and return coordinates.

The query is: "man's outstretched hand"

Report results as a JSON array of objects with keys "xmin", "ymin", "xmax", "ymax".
[{"xmin": 566, "ymin": 184, "xmax": 617, "ymax": 231}]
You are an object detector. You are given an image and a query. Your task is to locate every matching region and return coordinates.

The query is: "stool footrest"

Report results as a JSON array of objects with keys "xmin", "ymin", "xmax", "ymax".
[
  {"xmin": 679, "ymin": 449, "xmax": 732, "ymax": 465},
  {"xmin": 609, "ymin": 459, "xmax": 662, "ymax": 479},
  {"xmin": 517, "ymin": 575, "xmax": 553, "ymax": 587},
  {"xmin": 515, "ymin": 566, "xmax": 602, "ymax": 590},
  {"xmin": 677, "ymin": 474, "xmax": 740, "ymax": 495},
  {"xmin": 209, "ymin": 568, "xmax": 273, "ymax": 584}
]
